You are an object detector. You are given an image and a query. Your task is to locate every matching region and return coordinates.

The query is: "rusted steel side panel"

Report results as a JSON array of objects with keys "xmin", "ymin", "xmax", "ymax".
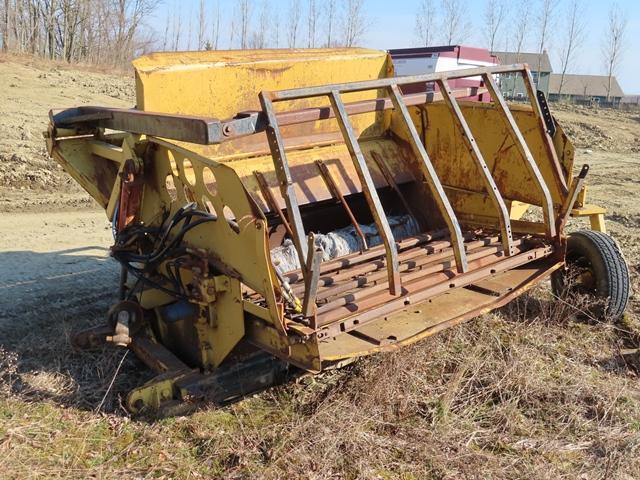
[{"xmin": 317, "ymin": 259, "xmax": 561, "ymax": 363}]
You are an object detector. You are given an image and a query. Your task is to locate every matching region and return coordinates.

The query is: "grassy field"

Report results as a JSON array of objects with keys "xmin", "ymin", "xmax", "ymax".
[{"xmin": 2, "ymin": 295, "xmax": 640, "ymax": 478}]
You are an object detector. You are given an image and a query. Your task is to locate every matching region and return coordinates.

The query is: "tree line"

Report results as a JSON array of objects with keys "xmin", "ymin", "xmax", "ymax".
[
  {"xmin": 416, "ymin": 0, "xmax": 627, "ymax": 98},
  {"xmin": 0, "ymin": 0, "xmax": 160, "ymax": 65},
  {"xmin": 0, "ymin": 0, "xmax": 368, "ymax": 65},
  {"xmin": 160, "ymin": 0, "xmax": 368, "ymax": 52},
  {"xmin": 0, "ymin": 0, "xmax": 627, "ymax": 98}
]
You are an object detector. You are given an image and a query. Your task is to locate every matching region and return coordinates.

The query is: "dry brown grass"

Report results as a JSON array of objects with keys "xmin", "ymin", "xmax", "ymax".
[
  {"xmin": 0, "ymin": 52, "xmax": 134, "ymax": 76},
  {"xmin": 2, "ymin": 282, "xmax": 640, "ymax": 479}
]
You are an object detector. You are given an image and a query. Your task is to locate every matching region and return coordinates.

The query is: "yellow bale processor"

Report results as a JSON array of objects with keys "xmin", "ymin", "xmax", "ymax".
[{"xmin": 46, "ymin": 49, "xmax": 630, "ymax": 414}]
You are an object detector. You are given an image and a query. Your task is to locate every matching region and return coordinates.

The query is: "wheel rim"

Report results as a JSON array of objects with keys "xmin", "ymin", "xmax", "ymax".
[{"xmin": 563, "ymin": 252, "xmax": 597, "ymax": 295}]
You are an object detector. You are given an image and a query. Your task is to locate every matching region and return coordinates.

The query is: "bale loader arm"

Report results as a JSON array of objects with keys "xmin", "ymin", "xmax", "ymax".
[{"xmin": 45, "ymin": 49, "xmax": 625, "ymax": 414}]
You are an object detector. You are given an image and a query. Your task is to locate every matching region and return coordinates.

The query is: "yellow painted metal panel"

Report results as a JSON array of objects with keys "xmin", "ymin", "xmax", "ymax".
[
  {"xmin": 390, "ymin": 101, "xmax": 568, "ymax": 209},
  {"xmin": 196, "ymin": 276, "xmax": 245, "ymax": 368},
  {"xmin": 133, "ymin": 48, "xmax": 390, "ymax": 132},
  {"xmin": 134, "ymin": 49, "xmax": 392, "ymax": 172}
]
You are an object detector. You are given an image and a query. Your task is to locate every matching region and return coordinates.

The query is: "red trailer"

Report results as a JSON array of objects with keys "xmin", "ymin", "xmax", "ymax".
[{"xmin": 389, "ymin": 45, "xmax": 499, "ymax": 101}]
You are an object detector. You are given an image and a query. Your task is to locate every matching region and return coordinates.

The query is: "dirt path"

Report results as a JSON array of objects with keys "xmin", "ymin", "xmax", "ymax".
[{"xmin": 0, "ymin": 209, "xmax": 118, "ymax": 323}]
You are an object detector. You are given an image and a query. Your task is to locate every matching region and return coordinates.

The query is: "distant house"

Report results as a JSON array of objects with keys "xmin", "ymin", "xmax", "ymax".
[
  {"xmin": 548, "ymin": 74, "xmax": 625, "ymax": 106},
  {"xmin": 493, "ymin": 51, "xmax": 553, "ymax": 98},
  {"xmin": 621, "ymin": 95, "xmax": 640, "ymax": 106}
]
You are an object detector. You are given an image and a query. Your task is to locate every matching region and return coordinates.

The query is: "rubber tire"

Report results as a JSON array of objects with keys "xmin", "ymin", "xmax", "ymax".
[{"xmin": 552, "ymin": 230, "xmax": 630, "ymax": 320}]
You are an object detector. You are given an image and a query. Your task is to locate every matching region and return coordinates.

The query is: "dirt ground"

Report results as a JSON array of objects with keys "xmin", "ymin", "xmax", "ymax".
[
  {"xmin": 0, "ymin": 54, "xmax": 134, "ymax": 205},
  {"xmin": 1, "ymin": 56, "xmax": 640, "ymax": 479}
]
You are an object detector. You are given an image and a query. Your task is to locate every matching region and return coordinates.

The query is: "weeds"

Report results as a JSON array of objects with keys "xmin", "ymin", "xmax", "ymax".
[{"xmin": 1, "ymin": 284, "xmax": 639, "ymax": 478}]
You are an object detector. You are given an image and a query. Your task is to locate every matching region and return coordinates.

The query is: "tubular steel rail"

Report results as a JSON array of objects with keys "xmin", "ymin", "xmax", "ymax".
[
  {"xmin": 257, "ymin": 64, "xmax": 558, "ymax": 309},
  {"xmin": 51, "ymin": 63, "xmax": 560, "ymax": 318}
]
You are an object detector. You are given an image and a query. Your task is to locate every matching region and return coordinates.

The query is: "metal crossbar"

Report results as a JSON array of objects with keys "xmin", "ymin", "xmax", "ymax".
[
  {"xmin": 436, "ymin": 79, "xmax": 516, "ymax": 257},
  {"xmin": 259, "ymin": 63, "xmax": 558, "ymax": 310},
  {"xmin": 329, "ymin": 90, "xmax": 402, "ymax": 295},
  {"xmin": 269, "ymin": 64, "xmax": 530, "ymax": 100},
  {"xmin": 259, "ymin": 93, "xmax": 309, "ymax": 271},
  {"xmin": 481, "ymin": 73, "xmax": 556, "ymax": 239},
  {"xmin": 386, "ymin": 84, "xmax": 468, "ymax": 272}
]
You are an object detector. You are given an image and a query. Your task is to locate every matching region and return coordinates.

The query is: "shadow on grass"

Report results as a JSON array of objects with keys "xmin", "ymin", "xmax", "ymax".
[
  {"xmin": 0, "ymin": 247, "xmax": 152, "ymax": 416},
  {"xmin": 497, "ymin": 284, "xmax": 640, "ymax": 378}
]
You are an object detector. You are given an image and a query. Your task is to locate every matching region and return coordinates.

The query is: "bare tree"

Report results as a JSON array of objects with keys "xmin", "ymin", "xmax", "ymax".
[
  {"xmin": 287, "ymin": 0, "xmax": 301, "ymax": 48},
  {"xmin": 2, "ymin": 0, "xmax": 10, "ymax": 52},
  {"xmin": 342, "ymin": 0, "xmax": 368, "ymax": 47},
  {"xmin": 238, "ymin": 0, "xmax": 251, "ymax": 49},
  {"xmin": 44, "ymin": 0, "xmax": 57, "ymax": 59},
  {"xmin": 557, "ymin": 0, "xmax": 585, "ymax": 96},
  {"xmin": 415, "ymin": 0, "xmax": 436, "ymax": 46},
  {"xmin": 186, "ymin": 4, "xmax": 193, "ymax": 49},
  {"xmin": 162, "ymin": 10, "xmax": 170, "ymax": 51},
  {"xmin": 250, "ymin": 0, "xmax": 269, "ymax": 49},
  {"xmin": 210, "ymin": 0, "xmax": 220, "ymax": 50},
  {"xmin": 602, "ymin": 2, "xmax": 627, "ymax": 100},
  {"xmin": 271, "ymin": 7, "xmax": 280, "ymax": 47},
  {"xmin": 307, "ymin": 0, "xmax": 318, "ymax": 48},
  {"xmin": 1, "ymin": 0, "xmax": 158, "ymax": 65},
  {"xmin": 512, "ymin": 0, "xmax": 530, "ymax": 59},
  {"xmin": 534, "ymin": 0, "xmax": 555, "ymax": 85},
  {"xmin": 173, "ymin": 8, "xmax": 182, "ymax": 51},
  {"xmin": 483, "ymin": 0, "xmax": 506, "ymax": 53},
  {"xmin": 112, "ymin": 0, "xmax": 161, "ymax": 65},
  {"xmin": 197, "ymin": 0, "xmax": 206, "ymax": 50},
  {"xmin": 27, "ymin": 0, "xmax": 41, "ymax": 54},
  {"xmin": 228, "ymin": 13, "xmax": 235, "ymax": 49},
  {"xmin": 324, "ymin": 0, "xmax": 336, "ymax": 47},
  {"xmin": 441, "ymin": 0, "xmax": 471, "ymax": 44}
]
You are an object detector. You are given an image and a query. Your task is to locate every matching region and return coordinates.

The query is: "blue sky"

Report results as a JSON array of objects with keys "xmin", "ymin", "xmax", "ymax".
[{"xmin": 150, "ymin": 0, "xmax": 640, "ymax": 93}]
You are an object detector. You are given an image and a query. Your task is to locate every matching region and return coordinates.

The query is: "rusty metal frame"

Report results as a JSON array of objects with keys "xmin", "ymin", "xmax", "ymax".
[
  {"xmin": 386, "ymin": 83, "xmax": 468, "ymax": 272},
  {"xmin": 481, "ymin": 73, "xmax": 557, "ymax": 240},
  {"xmin": 308, "ymin": 235, "xmax": 505, "ymax": 303},
  {"xmin": 259, "ymin": 92, "xmax": 309, "ymax": 272},
  {"xmin": 315, "ymin": 159, "xmax": 368, "ymax": 250},
  {"xmin": 258, "ymin": 63, "xmax": 557, "ymax": 307},
  {"xmin": 328, "ymin": 90, "xmax": 402, "ymax": 295},
  {"xmin": 307, "ymin": 238, "xmax": 506, "ymax": 310},
  {"xmin": 316, "ymin": 245, "xmax": 554, "ymax": 337},
  {"xmin": 268, "ymin": 64, "xmax": 535, "ymax": 101},
  {"xmin": 435, "ymin": 79, "xmax": 515, "ymax": 256}
]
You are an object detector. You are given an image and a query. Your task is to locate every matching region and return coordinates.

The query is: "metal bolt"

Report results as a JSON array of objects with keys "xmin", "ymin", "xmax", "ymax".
[
  {"xmin": 222, "ymin": 124, "xmax": 234, "ymax": 136},
  {"xmin": 117, "ymin": 310, "xmax": 130, "ymax": 325}
]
